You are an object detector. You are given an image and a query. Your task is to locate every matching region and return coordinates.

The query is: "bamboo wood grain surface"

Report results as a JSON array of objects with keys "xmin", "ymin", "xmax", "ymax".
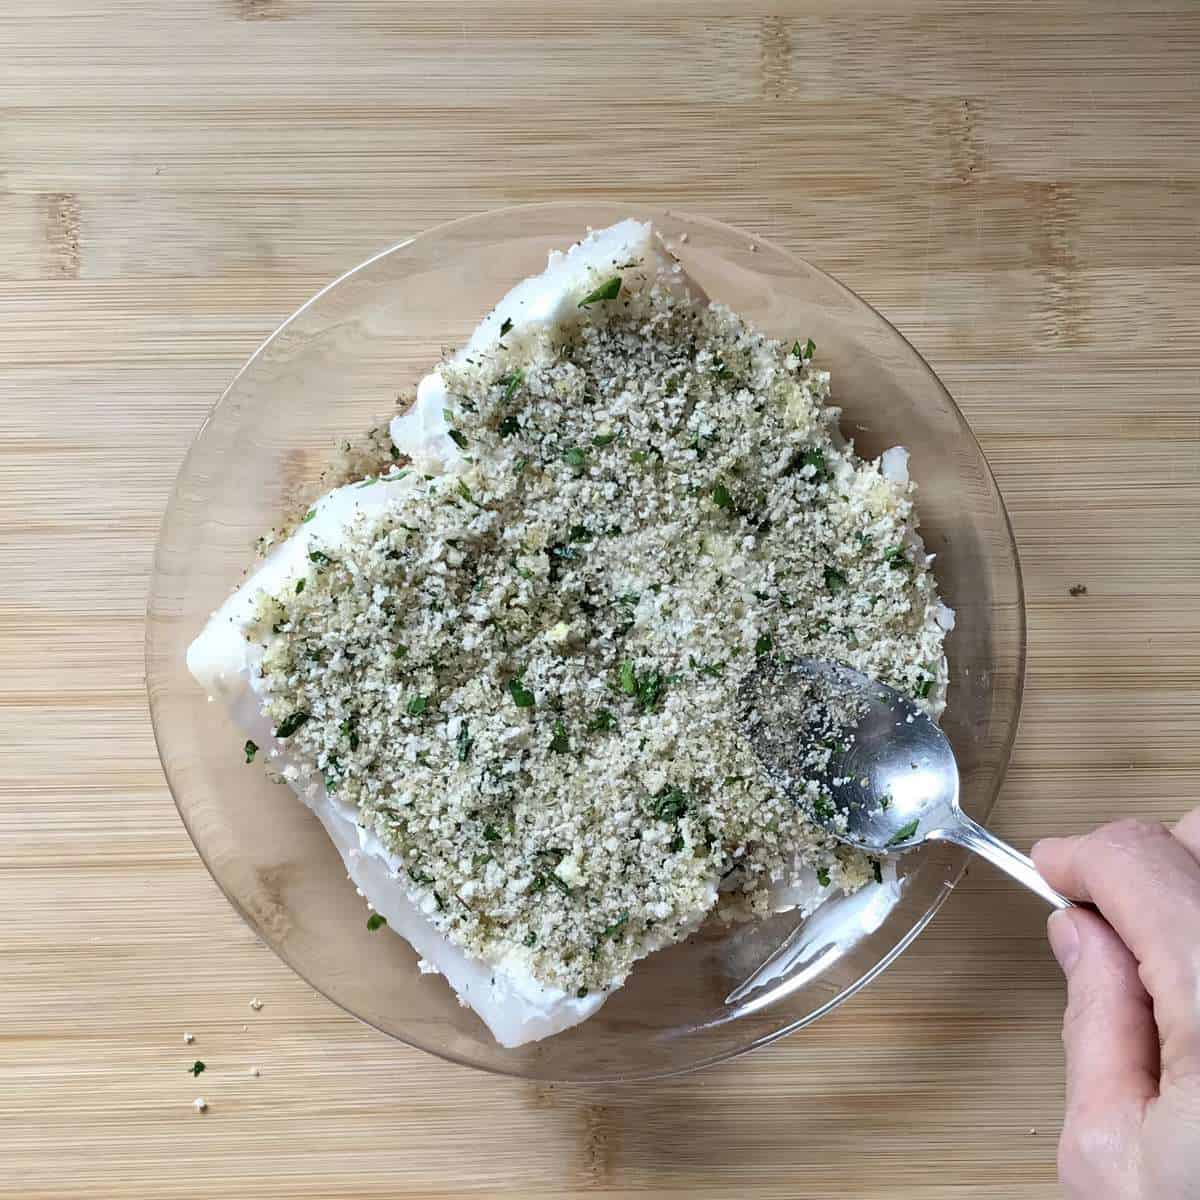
[{"xmin": 3, "ymin": 2, "xmax": 1199, "ymax": 1197}]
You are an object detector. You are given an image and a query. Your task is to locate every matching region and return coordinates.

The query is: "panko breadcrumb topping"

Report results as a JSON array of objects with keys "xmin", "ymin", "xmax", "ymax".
[{"xmin": 249, "ymin": 266, "xmax": 948, "ymax": 995}]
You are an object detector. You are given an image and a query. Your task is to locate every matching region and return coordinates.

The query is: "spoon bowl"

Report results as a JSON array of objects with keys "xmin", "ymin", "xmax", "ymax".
[{"xmin": 743, "ymin": 658, "xmax": 1072, "ymax": 909}]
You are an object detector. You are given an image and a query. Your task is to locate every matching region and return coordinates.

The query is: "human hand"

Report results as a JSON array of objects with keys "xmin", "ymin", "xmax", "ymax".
[{"xmin": 1032, "ymin": 812, "xmax": 1200, "ymax": 1200}]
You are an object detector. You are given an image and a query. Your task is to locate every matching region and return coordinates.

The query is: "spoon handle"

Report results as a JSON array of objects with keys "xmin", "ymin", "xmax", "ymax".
[{"xmin": 930, "ymin": 814, "xmax": 1075, "ymax": 910}]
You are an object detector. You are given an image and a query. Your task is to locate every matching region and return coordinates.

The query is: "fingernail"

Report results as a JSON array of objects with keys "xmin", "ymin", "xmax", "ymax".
[{"xmin": 1047, "ymin": 910, "xmax": 1080, "ymax": 976}]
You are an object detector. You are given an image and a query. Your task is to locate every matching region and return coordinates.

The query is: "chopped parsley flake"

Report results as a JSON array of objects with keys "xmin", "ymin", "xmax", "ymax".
[
  {"xmin": 578, "ymin": 276, "xmax": 622, "ymax": 307},
  {"xmin": 618, "ymin": 660, "xmax": 637, "ymax": 695},
  {"xmin": 273, "ymin": 711, "xmax": 310, "ymax": 739},
  {"xmin": 799, "ymin": 448, "xmax": 826, "ymax": 479},
  {"xmin": 587, "ymin": 709, "xmax": 617, "ymax": 733},
  {"xmin": 824, "ymin": 566, "xmax": 847, "ymax": 593},
  {"xmin": 499, "ymin": 317, "xmax": 513, "ymax": 337},
  {"xmin": 508, "ymin": 677, "xmax": 536, "ymax": 709},
  {"xmin": 366, "ymin": 912, "xmax": 387, "ymax": 931},
  {"xmin": 455, "ymin": 720, "xmax": 473, "ymax": 762},
  {"xmin": 189, "ymin": 1061, "xmax": 206, "ymax": 1077},
  {"xmin": 636, "ymin": 670, "xmax": 667, "ymax": 710},
  {"xmin": 600, "ymin": 913, "xmax": 629, "ymax": 941},
  {"xmin": 244, "ymin": 740, "xmax": 258, "ymax": 764},
  {"xmin": 652, "ymin": 788, "xmax": 688, "ymax": 821},
  {"xmin": 887, "ymin": 819, "xmax": 920, "ymax": 847},
  {"xmin": 549, "ymin": 719, "xmax": 570, "ymax": 754},
  {"xmin": 499, "ymin": 369, "xmax": 523, "ymax": 402}
]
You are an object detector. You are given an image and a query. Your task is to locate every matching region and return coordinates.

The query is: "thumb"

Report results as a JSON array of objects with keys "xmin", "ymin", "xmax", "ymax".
[{"xmin": 1048, "ymin": 908, "xmax": 1157, "ymax": 1195}]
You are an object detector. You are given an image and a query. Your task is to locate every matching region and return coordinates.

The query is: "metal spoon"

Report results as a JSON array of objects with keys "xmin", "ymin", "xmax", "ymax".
[{"xmin": 741, "ymin": 657, "xmax": 1072, "ymax": 909}]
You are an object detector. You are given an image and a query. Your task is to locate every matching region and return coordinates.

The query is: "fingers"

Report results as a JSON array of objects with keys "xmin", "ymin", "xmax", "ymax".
[
  {"xmin": 1033, "ymin": 819, "xmax": 1200, "ymax": 1072},
  {"xmin": 1048, "ymin": 907, "xmax": 1157, "ymax": 1198}
]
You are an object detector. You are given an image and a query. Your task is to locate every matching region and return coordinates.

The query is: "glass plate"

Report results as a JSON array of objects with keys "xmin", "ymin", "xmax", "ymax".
[{"xmin": 147, "ymin": 203, "xmax": 1025, "ymax": 1081}]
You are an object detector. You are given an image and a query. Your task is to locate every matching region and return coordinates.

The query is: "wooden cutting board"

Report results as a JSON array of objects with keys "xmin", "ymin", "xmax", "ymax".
[{"xmin": 3, "ymin": 2, "xmax": 1198, "ymax": 1196}]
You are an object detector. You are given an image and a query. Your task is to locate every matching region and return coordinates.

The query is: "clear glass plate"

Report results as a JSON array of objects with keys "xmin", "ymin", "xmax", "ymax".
[{"xmin": 147, "ymin": 203, "xmax": 1025, "ymax": 1081}]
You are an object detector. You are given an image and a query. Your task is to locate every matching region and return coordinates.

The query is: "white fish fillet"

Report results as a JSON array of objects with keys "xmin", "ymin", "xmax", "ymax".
[{"xmin": 187, "ymin": 219, "xmax": 905, "ymax": 1046}]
